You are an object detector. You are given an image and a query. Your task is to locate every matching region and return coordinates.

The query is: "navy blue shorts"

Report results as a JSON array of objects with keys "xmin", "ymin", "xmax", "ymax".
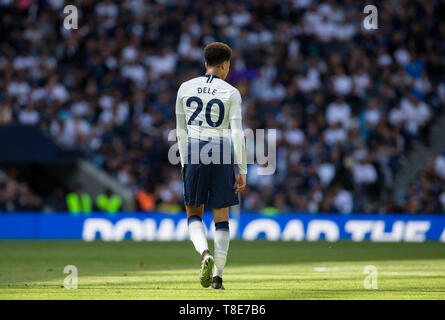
[{"xmin": 182, "ymin": 139, "xmax": 239, "ymax": 209}]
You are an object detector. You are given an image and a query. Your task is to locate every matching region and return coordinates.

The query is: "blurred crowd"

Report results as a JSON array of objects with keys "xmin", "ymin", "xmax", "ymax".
[
  {"xmin": 1, "ymin": 0, "xmax": 445, "ymax": 213},
  {"xmin": 403, "ymin": 152, "xmax": 445, "ymax": 213},
  {"xmin": 0, "ymin": 168, "xmax": 45, "ymax": 212}
]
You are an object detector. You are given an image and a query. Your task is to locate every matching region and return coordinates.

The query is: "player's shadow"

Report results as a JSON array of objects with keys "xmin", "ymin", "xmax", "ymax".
[{"xmin": 228, "ymin": 240, "xmax": 445, "ymax": 265}]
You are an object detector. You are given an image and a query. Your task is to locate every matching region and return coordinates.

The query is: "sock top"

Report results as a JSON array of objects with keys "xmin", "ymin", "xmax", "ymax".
[
  {"xmin": 215, "ymin": 221, "xmax": 229, "ymax": 231},
  {"xmin": 187, "ymin": 215, "xmax": 202, "ymax": 225}
]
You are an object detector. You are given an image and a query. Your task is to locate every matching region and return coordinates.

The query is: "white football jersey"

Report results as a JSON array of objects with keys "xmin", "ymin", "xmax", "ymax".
[
  {"xmin": 175, "ymin": 74, "xmax": 247, "ymax": 174},
  {"xmin": 175, "ymin": 74, "xmax": 242, "ymax": 141}
]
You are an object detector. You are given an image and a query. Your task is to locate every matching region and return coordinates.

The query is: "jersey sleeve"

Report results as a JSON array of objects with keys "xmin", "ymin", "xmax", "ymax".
[
  {"xmin": 229, "ymin": 89, "xmax": 247, "ymax": 174},
  {"xmin": 175, "ymin": 85, "xmax": 188, "ymax": 167}
]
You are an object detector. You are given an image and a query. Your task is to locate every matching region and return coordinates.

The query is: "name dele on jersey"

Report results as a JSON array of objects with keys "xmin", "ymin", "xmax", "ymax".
[{"xmin": 197, "ymin": 86, "xmax": 217, "ymax": 95}]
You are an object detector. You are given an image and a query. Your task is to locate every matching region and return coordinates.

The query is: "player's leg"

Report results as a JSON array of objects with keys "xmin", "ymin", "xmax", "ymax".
[
  {"xmin": 207, "ymin": 161, "xmax": 239, "ymax": 290},
  {"xmin": 186, "ymin": 204, "xmax": 214, "ymax": 288},
  {"xmin": 183, "ymin": 160, "xmax": 211, "ymax": 256},
  {"xmin": 183, "ymin": 156, "xmax": 214, "ymax": 288},
  {"xmin": 186, "ymin": 204, "xmax": 208, "ymax": 255},
  {"xmin": 211, "ymin": 207, "xmax": 230, "ymax": 290}
]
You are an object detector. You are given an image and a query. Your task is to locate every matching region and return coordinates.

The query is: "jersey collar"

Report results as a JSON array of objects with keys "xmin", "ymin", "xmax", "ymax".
[{"xmin": 202, "ymin": 74, "xmax": 220, "ymax": 83}]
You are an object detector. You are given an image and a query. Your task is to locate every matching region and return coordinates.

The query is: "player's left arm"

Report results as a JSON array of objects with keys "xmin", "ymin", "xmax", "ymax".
[
  {"xmin": 175, "ymin": 85, "xmax": 188, "ymax": 168},
  {"xmin": 229, "ymin": 89, "xmax": 247, "ymax": 194}
]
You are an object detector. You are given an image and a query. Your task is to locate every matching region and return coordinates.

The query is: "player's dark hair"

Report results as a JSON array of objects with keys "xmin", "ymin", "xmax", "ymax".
[{"xmin": 203, "ymin": 42, "xmax": 232, "ymax": 66}]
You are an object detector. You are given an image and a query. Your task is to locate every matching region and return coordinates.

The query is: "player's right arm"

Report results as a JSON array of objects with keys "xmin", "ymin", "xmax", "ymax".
[
  {"xmin": 175, "ymin": 85, "xmax": 188, "ymax": 168},
  {"xmin": 229, "ymin": 89, "xmax": 247, "ymax": 194}
]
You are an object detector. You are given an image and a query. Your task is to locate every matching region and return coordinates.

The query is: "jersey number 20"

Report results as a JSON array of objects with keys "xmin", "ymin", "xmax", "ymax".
[{"xmin": 186, "ymin": 96, "xmax": 225, "ymax": 127}]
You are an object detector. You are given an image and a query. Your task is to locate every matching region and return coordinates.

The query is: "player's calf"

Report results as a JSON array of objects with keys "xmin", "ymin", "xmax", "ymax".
[{"xmin": 213, "ymin": 220, "xmax": 230, "ymax": 278}]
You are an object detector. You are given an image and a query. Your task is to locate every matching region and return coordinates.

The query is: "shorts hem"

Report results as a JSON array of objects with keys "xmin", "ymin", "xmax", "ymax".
[
  {"xmin": 184, "ymin": 199, "xmax": 239, "ymax": 209},
  {"xmin": 206, "ymin": 199, "xmax": 239, "ymax": 210}
]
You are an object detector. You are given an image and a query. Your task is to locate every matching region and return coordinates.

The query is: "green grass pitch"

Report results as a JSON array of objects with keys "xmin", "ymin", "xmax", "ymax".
[{"xmin": 1, "ymin": 241, "xmax": 444, "ymax": 299}]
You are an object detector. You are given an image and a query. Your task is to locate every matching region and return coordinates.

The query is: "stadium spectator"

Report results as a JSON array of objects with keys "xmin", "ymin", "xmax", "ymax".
[
  {"xmin": 402, "ymin": 151, "xmax": 445, "ymax": 213},
  {"xmin": 0, "ymin": 169, "xmax": 43, "ymax": 212}
]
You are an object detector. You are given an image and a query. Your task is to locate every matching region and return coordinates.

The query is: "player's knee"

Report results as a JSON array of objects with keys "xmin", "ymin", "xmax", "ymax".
[{"xmin": 186, "ymin": 204, "xmax": 204, "ymax": 217}]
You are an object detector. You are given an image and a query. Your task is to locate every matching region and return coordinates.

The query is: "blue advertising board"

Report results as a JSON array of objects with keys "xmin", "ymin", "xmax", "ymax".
[{"xmin": 1, "ymin": 212, "xmax": 445, "ymax": 242}]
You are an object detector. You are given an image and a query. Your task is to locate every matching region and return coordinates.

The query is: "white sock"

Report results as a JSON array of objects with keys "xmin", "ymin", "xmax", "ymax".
[
  {"xmin": 188, "ymin": 216, "xmax": 208, "ymax": 255},
  {"xmin": 214, "ymin": 223, "xmax": 230, "ymax": 277}
]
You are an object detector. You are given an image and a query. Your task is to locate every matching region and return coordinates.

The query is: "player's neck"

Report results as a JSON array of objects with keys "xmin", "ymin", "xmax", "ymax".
[{"xmin": 205, "ymin": 68, "xmax": 225, "ymax": 80}]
